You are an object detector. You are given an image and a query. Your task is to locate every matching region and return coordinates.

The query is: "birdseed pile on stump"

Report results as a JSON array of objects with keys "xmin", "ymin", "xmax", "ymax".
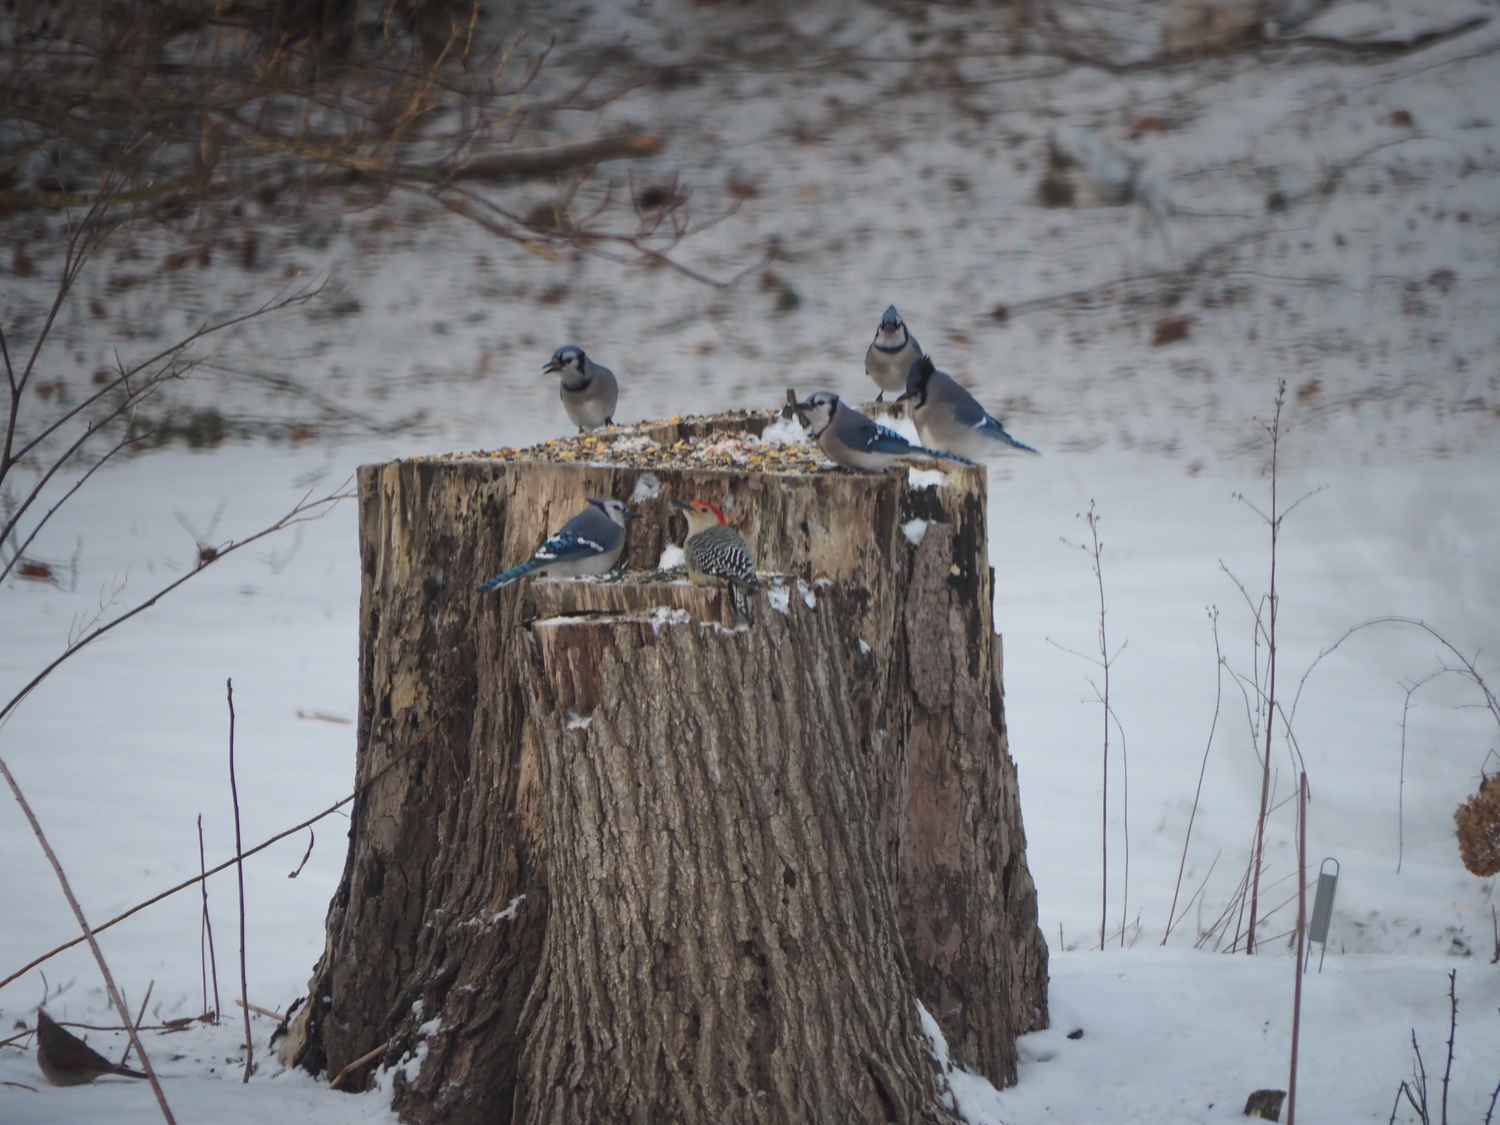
[{"xmin": 279, "ymin": 410, "xmax": 1048, "ymax": 1125}]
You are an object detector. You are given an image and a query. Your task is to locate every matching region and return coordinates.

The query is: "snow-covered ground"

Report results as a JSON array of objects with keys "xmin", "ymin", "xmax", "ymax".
[{"xmin": 4, "ymin": 0, "xmax": 1500, "ymax": 1119}]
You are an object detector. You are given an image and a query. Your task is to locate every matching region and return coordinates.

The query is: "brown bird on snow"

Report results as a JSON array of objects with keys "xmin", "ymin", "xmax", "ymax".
[{"xmin": 34, "ymin": 1009, "xmax": 148, "ymax": 1086}]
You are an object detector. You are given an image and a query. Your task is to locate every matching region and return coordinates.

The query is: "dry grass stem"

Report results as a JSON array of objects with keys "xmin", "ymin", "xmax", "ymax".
[
  {"xmin": 117, "ymin": 979, "xmax": 154, "ymax": 1069},
  {"xmin": 198, "ymin": 814, "xmax": 222, "ymax": 1021},
  {"xmin": 227, "ymin": 679, "xmax": 253, "ymax": 1082},
  {"xmin": 1, "ymin": 706, "xmax": 450, "ymax": 991},
  {"xmin": 1164, "ymin": 607, "xmax": 1224, "ymax": 943},
  {"xmin": 0, "ymin": 753, "xmax": 176, "ymax": 1122}
]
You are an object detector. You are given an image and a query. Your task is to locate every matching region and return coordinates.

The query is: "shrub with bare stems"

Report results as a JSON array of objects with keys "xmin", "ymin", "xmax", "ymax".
[
  {"xmin": 2, "ymin": 202, "xmax": 350, "ymax": 1123},
  {"xmin": 1, "ymin": 1, "xmax": 735, "ymax": 278}
]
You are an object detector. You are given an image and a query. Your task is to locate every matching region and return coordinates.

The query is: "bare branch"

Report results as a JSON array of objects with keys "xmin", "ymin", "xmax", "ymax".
[
  {"xmin": 445, "ymin": 133, "xmax": 663, "ymax": 181},
  {"xmin": 0, "ymin": 754, "xmax": 177, "ymax": 1123},
  {"xmin": 1165, "ymin": 607, "xmax": 1225, "ymax": 943},
  {"xmin": 0, "ymin": 485, "xmax": 351, "ymax": 730},
  {"xmin": 1, "ymin": 705, "xmax": 450, "ymax": 992},
  {"xmin": 0, "ymin": 430, "xmax": 134, "ymax": 586},
  {"xmin": 7, "ymin": 282, "xmax": 325, "ymax": 471}
]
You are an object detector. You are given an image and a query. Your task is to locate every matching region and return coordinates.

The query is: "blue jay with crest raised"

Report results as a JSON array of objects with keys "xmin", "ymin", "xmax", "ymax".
[
  {"xmin": 898, "ymin": 355, "xmax": 1039, "ymax": 458},
  {"xmin": 545, "ymin": 345, "xmax": 619, "ymax": 431},
  {"xmin": 477, "ymin": 497, "xmax": 638, "ymax": 592},
  {"xmin": 864, "ymin": 305, "xmax": 922, "ymax": 403}
]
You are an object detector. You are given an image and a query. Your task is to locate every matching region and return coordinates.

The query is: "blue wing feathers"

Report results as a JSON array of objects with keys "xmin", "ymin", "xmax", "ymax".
[
  {"xmin": 535, "ymin": 531, "xmax": 605, "ymax": 562},
  {"xmin": 863, "ymin": 422, "xmax": 920, "ymax": 454},
  {"xmin": 477, "ymin": 529, "xmax": 608, "ymax": 593}
]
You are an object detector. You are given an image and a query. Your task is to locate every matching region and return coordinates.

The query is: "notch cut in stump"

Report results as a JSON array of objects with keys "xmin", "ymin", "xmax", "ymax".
[{"xmin": 280, "ymin": 412, "xmax": 1048, "ymax": 1124}]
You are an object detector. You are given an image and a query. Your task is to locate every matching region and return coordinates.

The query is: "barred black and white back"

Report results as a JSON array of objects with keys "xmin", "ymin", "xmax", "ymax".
[{"xmin": 671, "ymin": 498, "xmax": 759, "ymax": 626}]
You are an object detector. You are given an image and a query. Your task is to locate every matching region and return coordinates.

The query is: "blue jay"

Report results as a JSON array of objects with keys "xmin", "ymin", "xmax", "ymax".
[
  {"xmin": 897, "ymin": 356, "xmax": 1039, "ymax": 458},
  {"xmin": 545, "ymin": 346, "xmax": 619, "ymax": 431},
  {"xmin": 477, "ymin": 498, "xmax": 638, "ymax": 592},
  {"xmin": 793, "ymin": 391, "xmax": 973, "ymax": 473},
  {"xmin": 864, "ymin": 305, "xmax": 922, "ymax": 402}
]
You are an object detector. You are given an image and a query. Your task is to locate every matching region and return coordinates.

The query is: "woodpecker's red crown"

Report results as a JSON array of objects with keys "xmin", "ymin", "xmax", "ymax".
[{"xmin": 688, "ymin": 501, "xmax": 726, "ymax": 524}]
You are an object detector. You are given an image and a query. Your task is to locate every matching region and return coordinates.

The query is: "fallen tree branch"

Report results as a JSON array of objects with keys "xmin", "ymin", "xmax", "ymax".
[
  {"xmin": 236, "ymin": 999, "xmax": 282, "ymax": 1020},
  {"xmin": 1283, "ymin": 15, "xmax": 1490, "ymax": 57},
  {"xmin": 444, "ymin": 132, "xmax": 663, "ymax": 181},
  {"xmin": 1044, "ymin": 14, "xmax": 1489, "ymax": 75},
  {"xmin": 5, "ymin": 134, "xmax": 669, "ymax": 210},
  {"xmin": 328, "ymin": 1042, "xmax": 389, "ymax": 1090}
]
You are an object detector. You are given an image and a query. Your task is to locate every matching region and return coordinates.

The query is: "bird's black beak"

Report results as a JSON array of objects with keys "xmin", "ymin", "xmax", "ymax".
[
  {"xmin": 669, "ymin": 497, "xmax": 691, "ymax": 511},
  {"xmin": 623, "ymin": 510, "xmax": 643, "ymax": 520},
  {"xmin": 543, "ymin": 359, "xmax": 560, "ymax": 374}
]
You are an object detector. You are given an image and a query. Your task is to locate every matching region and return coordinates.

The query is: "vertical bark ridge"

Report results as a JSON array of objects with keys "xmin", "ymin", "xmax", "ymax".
[{"xmin": 517, "ymin": 603, "xmax": 946, "ymax": 1125}]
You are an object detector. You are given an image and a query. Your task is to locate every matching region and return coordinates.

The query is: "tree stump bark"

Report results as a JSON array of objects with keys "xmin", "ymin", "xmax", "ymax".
[{"xmin": 280, "ymin": 412, "xmax": 1048, "ymax": 1124}]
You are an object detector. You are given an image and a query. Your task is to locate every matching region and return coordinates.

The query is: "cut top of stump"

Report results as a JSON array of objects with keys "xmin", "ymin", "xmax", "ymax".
[
  {"xmin": 400, "ymin": 410, "xmax": 989, "ymax": 629},
  {"xmin": 420, "ymin": 408, "xmax": 979, "ymax": 482},
  {"xmin": 425, "ymin": 409, "xmax": 831, "ymax": 474}
]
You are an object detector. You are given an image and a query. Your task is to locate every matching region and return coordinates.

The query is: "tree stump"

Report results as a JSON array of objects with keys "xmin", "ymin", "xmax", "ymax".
[{"xmin": 280, "ymin": 412, "xmax": 1048, "ymax": 1124}]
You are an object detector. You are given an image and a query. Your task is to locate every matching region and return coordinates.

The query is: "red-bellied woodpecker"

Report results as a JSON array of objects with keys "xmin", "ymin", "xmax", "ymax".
[{"xmin": 671, "ymin": 498, "xmax": 759, "ymax": 625}]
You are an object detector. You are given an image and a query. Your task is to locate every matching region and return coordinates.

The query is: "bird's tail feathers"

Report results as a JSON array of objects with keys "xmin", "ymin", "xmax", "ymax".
[
  {"xmin": 729, "ymin": 583, "xmax": 754, "ymax": 626},
  {"xmin": 979, "ymin": 418, "xmax": 1040, "ymax": 455},
  {"xmin": 477, "ymin": 557, "xmax": 543, "ymax": 593},
  {"xmin": 917, "ymin": 445, "xmax": 976, "ymax": 466}
]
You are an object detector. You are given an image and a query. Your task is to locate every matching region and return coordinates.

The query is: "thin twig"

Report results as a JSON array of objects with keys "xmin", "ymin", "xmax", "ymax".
[
  {"xmin": 1406, "ymin": 1031, "xmax": 1431, "ymax": 1124},
  {"xmin": 1166, "ymin": 608, "xmax": 1224, "ymax": 943},
  {"xmin": 116, "ymin": 980, "xmax": 155, "ymax": 1069},
  {"xmin": 1288, "ymin": 772, "xmax": 1308, "ymax": 1125},
  {"xmin": 1247, "ymin": 380, "xmax": 1289, "ymax": 954},
  {"xmin": 1197, "ymin": 857, "xmax": 1251, "ymax": 950},
  {"xmin": 1, "ymin": 708, "xmax": 448, "ymax": 991},
  {"xmin": 0, "ymin": 754, "xmax": 176, "ymax": 1123},
  {"xmin": 1064, "ymin": 500, "xmax": 1118, "ymax": 950},
  {"xmin": 228, "ymin": 680, "xmax": 252, "ymax": 1083},
  {"xmin": 0, "ymin": 486, "xmax": 350, "ymax": 729},
  {"xmin": 1484, "ymin": 1029, "xmax": 1500, "ymax": 1125},
  {"xmin": 1287, "ymin": 616, "xmax": 1500, "ymax": 872},
  {"xmin": 0, "ymin": 431, "xmax": 134, "ymax": 587},
  {"xmin": 1288, "ymin": 619, "xmax": 1500, "ymax": 741},
  {"xmin": 198, "ymin": 814, "xmax": 221, "ymax": 1022},
  {"xmin": 288, "ymin": 827, "xmax": 315, "ymax": 878},
  {"xmin": 445, "ymin": 132, "xmax": 662, "ymax": 180},
  {"xmin": 1109, "ymin": 698, "xmax": 1130, "ymax": 948},
  {"xmin": 1442, "ymin": 970, "xmax": 1457, "ymax": 1125}
]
